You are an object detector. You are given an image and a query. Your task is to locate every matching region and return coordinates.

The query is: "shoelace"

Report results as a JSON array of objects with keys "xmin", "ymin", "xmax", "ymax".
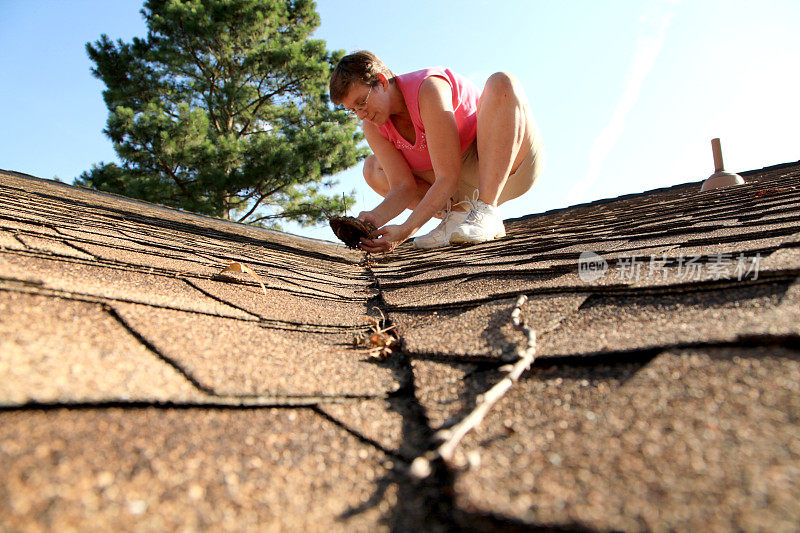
[
  {"xmin": 436, "ymin": 198, "xmax": 472, "ymax": 226},
  {"xmin": 463, "ymin": 190, "xmax": 487, "ymax": 224},
  {"xmin": 453, "ymin": 194, "xmax": 474, "ymax": 216},
  {"xmin": 426, "ymin": 201, "xmax": 454, "ymax": 235},
  {"xmin": 434, "ymin": 199, "xmax": 454, "ymax": 221}
]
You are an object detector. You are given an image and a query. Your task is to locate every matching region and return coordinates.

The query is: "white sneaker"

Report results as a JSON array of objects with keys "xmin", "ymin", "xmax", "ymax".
[
  {"xmin": 449, "ymin": 199, "xmax": 505, "ymax": 244},
  {"xmin": 413, "ymin": 209, "xmax": 469, "ymax": 249}
]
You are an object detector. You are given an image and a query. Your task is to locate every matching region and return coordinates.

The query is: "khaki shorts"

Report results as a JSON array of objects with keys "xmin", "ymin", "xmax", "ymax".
[{"xmin": 451, "ymin": 126, "xmax": 545, "ymax": 205}]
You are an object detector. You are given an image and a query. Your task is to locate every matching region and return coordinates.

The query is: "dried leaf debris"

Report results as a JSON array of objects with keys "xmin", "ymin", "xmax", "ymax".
[
  {"xmin": 218, "ymin": 261, "xmax": 268, "ymax": 295},
  {"xmin": 755, "ymin": 186, "xmax": 797, "ymax": 197},
  {"xmin": 352, "ymin": 308, "xmax": 398, "ymax": 360}
]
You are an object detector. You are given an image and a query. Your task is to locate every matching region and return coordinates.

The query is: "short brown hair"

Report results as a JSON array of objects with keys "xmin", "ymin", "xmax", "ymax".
[{"xmin": 330, "ymin": 50, "xmax": 394, "ymax": 105}]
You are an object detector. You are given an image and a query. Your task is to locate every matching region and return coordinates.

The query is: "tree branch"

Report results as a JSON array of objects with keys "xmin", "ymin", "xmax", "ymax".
[
  {"xmin": 190, "ymin": 50, "xmax": 222, "ymax": 132},
  {"xmin": 409, "ymin": 295, "xmax": 537, "ymax": 479},
  {"xmin": 239, "ymin": 130, "xmax": 273, "ymax": 136},
  {"xmin": 128, "ymin": 131, "xmax": 193, "ymax": 198},
  {"xmin": 235, "ymin": 78, "xmax": 302, "ymax": 137},
  {"xmin": 236, "ymin": 192, "xmax": 271, "ymax": 223},
  {"xmin": 174, "ymin": 16, "xmax": 224, "ymax": 132},
  {"xmin": 245, "ymin": 206, "xmax": 320, "ymax": 224},
  {"xmin": 235, "ymin": 180, "xmax": 290, "ymax": 222}
]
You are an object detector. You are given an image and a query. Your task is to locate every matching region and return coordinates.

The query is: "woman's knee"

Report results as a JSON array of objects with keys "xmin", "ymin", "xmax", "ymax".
[
  {"xmin": 483, "ymin": 72, "xmax": 523, "ymax": 100},
  {"xmin": 478, "ymin": 72, "xmax": 529, "ymax": 117},
  {"xmin": 485, "ymin": 71, "xmax": 516, "ymax": 91},
  {"xmin": 363, "ymin": 155, "xmax": 389, "ymax": 196},
  {"xmin": 481, "ymin": 72, "xmax": 532, "ymax": 132}
]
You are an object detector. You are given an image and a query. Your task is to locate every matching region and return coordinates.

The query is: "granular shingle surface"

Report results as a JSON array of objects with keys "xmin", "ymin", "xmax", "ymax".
[
  {"xmin": 0, "ymin": 408, "xmax": 397, "ymax": 532},
  {"xmin": 111, "ymin": 302, "xmax": 404, "ymax": 398},
  {"xmin": 187, "ymin": 277, "xmax": 379, "ymax": 327},
  {"xmin": 447, "ymin": 348, "xmax": 800, "ymax": 531},
  {"xmin": 2, "ymin": 162, "xmax": 800, "ymax": 530},
  {"xmin": 0, "ymin": 292, "xmax": 206, "ymax": 406}
]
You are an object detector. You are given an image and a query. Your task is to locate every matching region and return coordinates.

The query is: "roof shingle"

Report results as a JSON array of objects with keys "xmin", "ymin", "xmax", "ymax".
[{"xmin": 2, "ymin": 162, "xmax": 800, "ymax": 530}]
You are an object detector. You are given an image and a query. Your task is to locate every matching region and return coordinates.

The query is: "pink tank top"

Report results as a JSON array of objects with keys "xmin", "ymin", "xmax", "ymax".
[{"xmin": 377, "ymin": 67, "xmax": 479, "ymax": 172}]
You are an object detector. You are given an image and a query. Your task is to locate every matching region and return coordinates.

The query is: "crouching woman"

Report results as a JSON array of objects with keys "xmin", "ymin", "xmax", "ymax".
[{"xmin": 329, "ymin": 51, "xmax": 544, "ymax": 253}]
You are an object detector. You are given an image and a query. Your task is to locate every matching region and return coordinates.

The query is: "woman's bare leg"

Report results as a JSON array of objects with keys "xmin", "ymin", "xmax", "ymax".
[
  {"xmin": 363, "ymin": 155, "xmax": 450, "ymax": 217},
  {"xmin": 475, "ymin": 72, "xmax": 534, "ymax": 206}
]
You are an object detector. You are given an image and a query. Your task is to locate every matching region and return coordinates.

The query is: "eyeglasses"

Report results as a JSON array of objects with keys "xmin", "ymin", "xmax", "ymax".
[{"xmin": 343, "ymin": 85, "xmax": 372, "ymax": 116}]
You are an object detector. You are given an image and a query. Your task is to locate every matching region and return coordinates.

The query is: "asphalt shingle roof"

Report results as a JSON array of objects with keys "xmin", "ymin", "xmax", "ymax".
[{"xmin": 2, "ymin": 162, "xmax": 800, "ymax": 530}]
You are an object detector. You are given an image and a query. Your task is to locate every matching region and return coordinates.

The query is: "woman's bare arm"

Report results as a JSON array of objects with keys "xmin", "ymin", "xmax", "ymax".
[
  {"xmin": 360, "ymin": 121, "xmax": 419, "ymax": 228},
  {"xmin": 359, "ymin": 76, "xmax": 463, "ymax": 253},
  {"xmin": 400, "ymin": 76, "xmax": 462, "ymax": 235}
]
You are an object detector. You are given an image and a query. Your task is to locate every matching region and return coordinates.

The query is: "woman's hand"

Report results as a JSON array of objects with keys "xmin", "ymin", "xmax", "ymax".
[
  {"xmin": 359, "ymin": 224, "xmax": 411, "ymax": 254},
  {"xmin": 357, "ymin": 210, "xmax": 381, "ymax": 229}
]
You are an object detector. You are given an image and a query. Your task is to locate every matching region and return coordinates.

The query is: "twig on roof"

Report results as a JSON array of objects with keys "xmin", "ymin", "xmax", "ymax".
[{"xmin": 410, "ymin": 295, "xmax": 537, "ymax": 479}]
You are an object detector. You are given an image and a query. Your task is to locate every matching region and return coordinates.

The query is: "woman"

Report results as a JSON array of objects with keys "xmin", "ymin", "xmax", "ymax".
[{"xmin": 329, "ymin": 51, "xmax": 544, "ymax": 253}]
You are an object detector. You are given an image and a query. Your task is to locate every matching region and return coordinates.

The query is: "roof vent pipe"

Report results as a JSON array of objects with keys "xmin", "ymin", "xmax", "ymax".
[{"xmin": 701, "ymin": 138, "xmax": 745, "ymax": 191}]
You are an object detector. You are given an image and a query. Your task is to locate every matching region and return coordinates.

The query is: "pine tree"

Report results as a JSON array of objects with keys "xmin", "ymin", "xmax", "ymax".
[{"xmin": 77, "ymin": 0, "xmax": 365, "ymax": 227}]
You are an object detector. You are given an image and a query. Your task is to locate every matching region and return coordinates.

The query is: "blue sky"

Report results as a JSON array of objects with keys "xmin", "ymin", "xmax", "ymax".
[{"xmin": 1, "ymin": 0, "xmax": 798, "ymax": 241}]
